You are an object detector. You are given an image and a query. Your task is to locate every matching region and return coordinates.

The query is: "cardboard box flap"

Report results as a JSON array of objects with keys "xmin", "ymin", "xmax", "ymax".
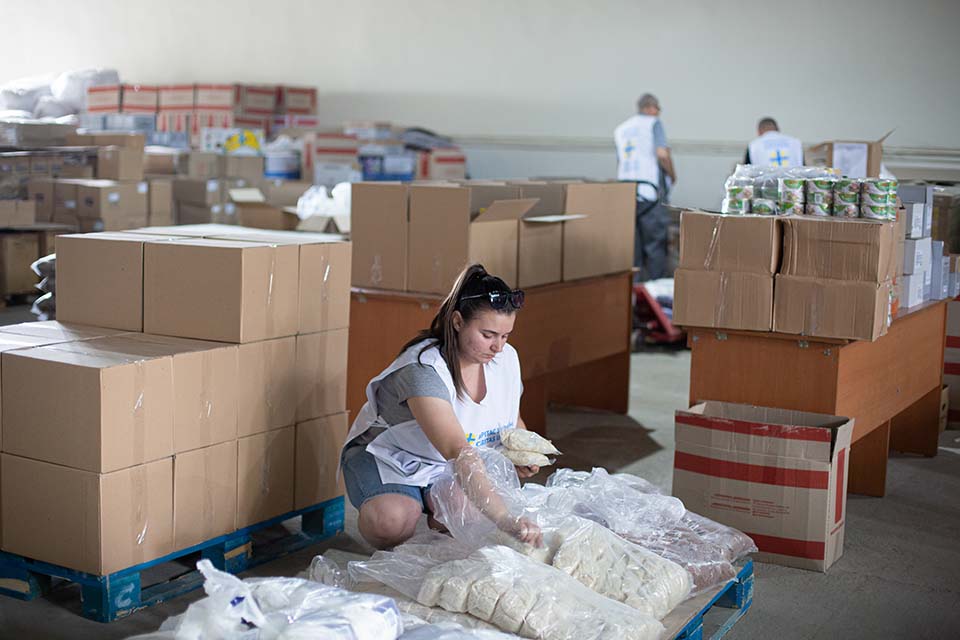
[
  {"xmin": 473, "ymin": 198, "xmax": 539, "ymax": 223},
  {"xmin": 9, "ymin": 341, "xmax": 169, "ymax": 369},
  {"xmin": 524, "ymin": 213, "xmax": 588, "ymax": 224},
  {"xmin": 228, "ymin": 188, "xmax": 267, "ymax": 204}
]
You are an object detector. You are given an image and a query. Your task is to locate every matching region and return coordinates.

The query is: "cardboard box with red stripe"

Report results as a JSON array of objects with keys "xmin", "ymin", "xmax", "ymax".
[
  {"xmin": 415, "ymin": 148, "xmax": 467, "ymax": 180},
  {"xmin": 673, "ymin": 401, "xmax": 853, "ymax": 572},
  {"xmin": 300, "ymin": 132, "xmax": 360, "ymax": 183},
  {"xmin": 276, "ymin": 86, "xmax": 318, "ymax": 115},
  {"xmin": 86, "ymin": 85, "xmax": 121, "ymax": 113},
  {"xmin": 234, "ymin": 85, "xmax": 277, "ymax": 116}
]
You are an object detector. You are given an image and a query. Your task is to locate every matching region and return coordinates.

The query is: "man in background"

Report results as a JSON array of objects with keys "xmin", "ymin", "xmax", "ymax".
[
  {"xmin": 615, "ymin": 93, "xmax": 676, "ymax": 281},
  {"xmin": 744, "ymin": 117, "xmax": 803, "ymax": 167}
]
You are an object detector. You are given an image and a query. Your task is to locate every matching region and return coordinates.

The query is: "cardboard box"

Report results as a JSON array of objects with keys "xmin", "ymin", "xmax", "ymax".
[
  {"xmin": 414, "ymin": 148, "xmax": 467, "ymax": 181},
  {"xmin": 173, "ymin": 441, "xmax": 237, "ymax": 549},
  {"xmin": 56, "ymin": 232, "xmax": 154, "ymax": 330},
  {"xmin": 177, "ymin": 202, "xmax": 236, "ymax": 225},
  {"xmin": 408, "ymin": 184, "xmax": 538, "ymax": 294},
  {"xmin": 277, "ymin": 86, "xmax": 317, "ymax": 115},
  {"xmin": 0, "ymin": 233, "xmax": 39, "ymax": 294},
  {"xmin": 806, "ymin": 133, "xmax": 892, "ymax": 178},
  {"xmin": 156, "ymin": 110, "xmax": 193, "ymax": 135},
  {"xmin": 120, "ymin": 84, "xmax": 158, "ymax": 112},
  {"xmin": 148, "ymin": 178, "xmax": 174, "ymax": 226},
  {"xmin": 59, "ymin": 149, "xmax": 97, "ymax": 179},
  {"xmin": 0, "ymin": 320, "xmax": 125, "ymax": 342},
  {"xmin": 904, "ymin": 203, "xmax": 925, "ymax": 239},
  {"xmin": 144, "ymin": 148, "xmax": 188, "ymax": 175},
  {"xmin": 188, "ymin": 152, "xmax": 222, "ymax": 179},
  {"xmin": 194, "ymin": 84, "xmax": 235, "ymax": 110},
  {"xmin": 513, "ymin": 182, "xmax": 574, "ymax": 288},
  {"xmin": 27, "ymin": 178, "xmax": 54, "ymax": 222},
  {"xmin": 77, "ymin": 179, "xmax": 148, "ymax": 227},
  {"xmin": 679, "ymin": 211, "xmax": 781, "ymax": 275},
  {"xmin": 263, "ymin": 180, "xmax": 312, "ymax": 207},
  {"xmin": 223, "ymin": 155, "xmax": 264, "ymax": 183},
  {"xmin": 2, "ymin": 339, "xmax": 174, "ymax": 472},
  {"xmin": 901, "ymin": 273, "xmax": 925, "ymax": 308},
  {"xmin": 673, "ymin": 269, "xmax": 773, "ymax": 332},
  {"xmin": 351, "ymin": 182, "xmax": 409, "ymax": 290},
  {"xmin": 158, "ymin": 84, "xmax": 195, "ymax": 110},
  {"xmin": 235, "ymin": 84, "xmax": 278, "ymax": 115},
  {"xmin": 295, "ymin": 412, "xmax": 348, "ymax": 509},
  {"xmin": 30, "ymin": 155, "xmax": 51, "ymax": 176},
  {"xmin": 1, "ymin": 455, "xmax": 173, "ymax": 575},
  {"xmin": 228, "ymin": 188, "xmax": 298, "ymax": 231},
  {"xmin": 562, "ymin": 182, "xmax": 636, "ymax": 281},
  {"xmin": 780, "ymin": 217, "xmax": 896, "ymax": 282},
  {"xmin": 173, "ymin": 177, "xmax": 222, "ymax": 206},
  {"xmin": 924, "ymin": 202, "xmax": 933, "ymax": 238},
  {"xmin": 903, "ymin": 237, "xmax": 933, "ymax": 276},
  {"xmin": 774, "ymin": 275, "xmax": 891, "ymax": 341},
  {"xmin": 212, "ymin": 230, "xmax": 352, "ymax": 334},
  {"xmin": 673, "ymin": 401, "xmax": 853, "ymax": 572},
  {"xmin": 144, "ymin": 238, "xmax": 298, "ymax": 343},
  {"xmin": 300, "ymin": 133, "xmax": 359, "ymax": 183},
  {"xmin": 53, "ymin": 179, "xmax": 82, "ymax": 224},
  {"xmin": 932, "ymin": 255, "xmax": 950, "ymax": 300},
  {"xmin": 67, "ymin": 132, "xmax": 147, "ymax": 152},
  {"xmin": 296, "ymin": 328, "xmax": 349, "ymax": 422},
  {"xmin": 85, "ymin": 84, "xmax": 121, "ymax": 113},
  {"xmin": 237, "ymin": 427, "xmax": 295, "ymax": 528},
  {"xmin": 93, "ymin": 333, "xmax": 239, "ymax": 453},
  {"xmin": 238, "ymin": 337, "xmax": 296, "ymax": 437},
  {"xmin": 0, "ymin": 199, "xmax": 36, "ymax": 226}
]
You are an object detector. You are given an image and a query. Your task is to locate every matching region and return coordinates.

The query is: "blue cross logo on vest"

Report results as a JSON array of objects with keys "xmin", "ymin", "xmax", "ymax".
[
  {"xmin": 770, "ymin": 149, "xmax": 790, "ymax": 166},
  {"xmin": 624, "ymin": 140, "xmax": 635, "ymax": 158},
  {"xmin": 466, "ymin": 432, "xmax": 477, "ymax": 445}
]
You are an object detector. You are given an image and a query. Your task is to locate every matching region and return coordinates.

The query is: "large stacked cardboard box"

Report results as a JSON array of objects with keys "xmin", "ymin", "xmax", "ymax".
[
  {"xmin": 351, "ymin": 180, "xmax": 632, "ymax": 294},
  {"xmin": 0, "ymin": 226, "xmax": 350, "ymax": 575}
]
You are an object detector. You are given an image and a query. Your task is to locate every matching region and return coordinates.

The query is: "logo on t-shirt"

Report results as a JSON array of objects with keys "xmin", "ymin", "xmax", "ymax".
[{"xmin": 467, "ymin": 421, "xmax": 515, "ymax": 448}]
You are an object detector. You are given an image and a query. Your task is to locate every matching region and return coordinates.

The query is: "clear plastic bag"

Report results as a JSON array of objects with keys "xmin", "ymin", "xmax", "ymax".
[
  {"xmin": 130, "ymin": 559, "xmax": 403, "ymax": 640},
  {"xmin": 349, "ymin": 536, "xmax": 664, "ymax": 640}
]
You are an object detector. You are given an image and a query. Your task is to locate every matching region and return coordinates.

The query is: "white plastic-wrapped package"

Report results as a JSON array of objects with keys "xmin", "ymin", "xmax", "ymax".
[
  {"xmin": 499, "ymin": 429, "xmax": 560, "ymax": 456},
  {"xmin": 0, "ymin": 74, "xmax": 54, "ymax": 112},
  {"xmin": 400, "ymin": 619, "xmax": 518, "ymax": 639},
  {"xmin": 350, "ymin": 539, "xmax": 664, "ymax": 640},
  {"xmin": 33, "ymin": 95, "xmax": 74, "ymax": 119},
  {"xmin": 129, "ymin": 559, "xmax": 403, "ymax": 640},
  {"xmin": 51, "ymin": 68, "xmax": 119, "ymax": 112}
]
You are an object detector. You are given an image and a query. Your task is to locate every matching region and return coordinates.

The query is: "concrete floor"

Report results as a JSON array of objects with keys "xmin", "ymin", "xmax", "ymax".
[{"xmin": 0, "ymin": 336, "xmax": 958, "ymax": 639}]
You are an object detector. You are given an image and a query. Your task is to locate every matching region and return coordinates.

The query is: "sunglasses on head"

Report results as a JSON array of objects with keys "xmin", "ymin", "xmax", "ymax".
[{"xmin": 460, "ymin": 289, "xmax": 525, "ymax": 310}]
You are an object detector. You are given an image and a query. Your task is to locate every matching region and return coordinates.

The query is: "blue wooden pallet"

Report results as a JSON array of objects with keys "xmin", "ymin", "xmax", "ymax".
[
  {"xmin": 0, "ymin": 496, "xmax": 344, "ymax": 623},
  {"xmin": 669, "ymin": 560, "xmax": 754, "ymax": 640}
]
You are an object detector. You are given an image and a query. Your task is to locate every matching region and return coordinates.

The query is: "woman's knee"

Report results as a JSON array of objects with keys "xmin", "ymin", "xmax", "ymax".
[{"xmin": 359, "ymin": 495, "xmax": 421, "ymax": 548}]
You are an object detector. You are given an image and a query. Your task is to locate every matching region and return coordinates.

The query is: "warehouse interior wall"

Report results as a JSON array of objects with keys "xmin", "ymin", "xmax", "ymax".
[{"xmin": 4, "ymin": 0, "xmax": 959, "ymax": 209}]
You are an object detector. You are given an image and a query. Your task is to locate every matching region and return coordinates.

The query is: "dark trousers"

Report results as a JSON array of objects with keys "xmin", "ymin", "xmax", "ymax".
[{"xmin": 635, "ymin": 198, "xmax": 668, "ymax": 281}]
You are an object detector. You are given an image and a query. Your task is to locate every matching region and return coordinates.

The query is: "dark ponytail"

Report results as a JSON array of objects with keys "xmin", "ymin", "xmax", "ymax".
[{"xmin": 400, "ymin": 264, "xmax": 517, "ymax": 399}]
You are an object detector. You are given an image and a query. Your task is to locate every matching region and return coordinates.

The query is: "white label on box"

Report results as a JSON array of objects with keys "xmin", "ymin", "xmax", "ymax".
[
  {"xmin": 234, "ymin": 179, "xmax": 247, "ymax": 188},
  {"xmin": 833, "ymin": 143, "xmax": 869, "ymax": 178},
  {"xmin": 224, "ymin": 203, "xmax": 236, "ymax": 216},
  {"xmin": 206, "ymin": 180, "xmax": 219, "ymax": 192},
  {"xmin": 108, "ymin": 192, "xmax": 120, "ymax": 204},
  {"xmin": 93, "ymin": 220, "xmax": 104, "ymax": 232},
  {"xmin": 907, "ymin": 204, "xmax": 924, "ymax": 238},
  {"xmin": 65, "ymin": 200, "xmax": 76, "ymax": 210},
  {"xmin": 138, "ymin": 182, "xmax": 148, "ymax": 194}
]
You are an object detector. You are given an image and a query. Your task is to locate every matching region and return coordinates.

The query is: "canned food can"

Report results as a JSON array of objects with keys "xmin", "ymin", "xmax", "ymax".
[
  {"xmin": 835, "ymin": 191, "xmax": 860, "ymax": 205},
  {"xmin": 751, "ymin": 198, "xmax": 776, "ymax": 215},
  {"xmin": 726, "ymin": 184, "xmax": 755, "ymax": 199},
  {"xmin": 807, "ymin": 177, "xmax": 836, "ymax": 193},
  {"xmin": 779, "ymin": 177, "xmax": 804, "ymax": 190},
  {"xmin": 805, "ymin": 192, "xmax": 834, "ymax": 205},
  {"xmin": 860, "ymin": 204, "xmax": 894, "ymax": 220},
  {"xmin": 778, "ymin": 201, "xmax": 802, "ymax": 216},
  {"xmin": 862, "ymin": 178, "xmax": 898, "ymax": 194},
  {"xmin": 721, "ymin": 198, "xmax": 751, "ymax": 214},
  {"xmin": 779, "ymin": 189, "xmax": 805, "ymax": 203},
  {"xmin": 832, "ymin": 203, "xmax": 860, "ymax": 218},
  {"xmin": 835, "ymin": 178, "xmax": 861, "ymax": 195},
  {"xmin": 861, "ymin": 191, "xmax": 891, "ymax": 207},
  {"xmin": 805, "ymin": 203, "xmax": 831, "ymax": 217}
]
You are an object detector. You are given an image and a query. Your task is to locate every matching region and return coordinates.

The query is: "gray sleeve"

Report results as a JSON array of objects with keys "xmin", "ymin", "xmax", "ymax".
[
  {"xmin": 653, "ymin": 120, "xmax": 668, "ymax": 149},
  {"xmin": 375, "ymin": 363, "xmax": 450, "ymax": 426}
]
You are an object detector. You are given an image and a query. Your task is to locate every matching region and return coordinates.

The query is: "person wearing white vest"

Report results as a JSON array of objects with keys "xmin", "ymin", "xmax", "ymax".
[
  {"xmin": 745, "ymin": 117, "xmax": 803, "ymax": 168},
  {"xmin": 340, "ymin": 264, "xmax": 542, "ymax": 549},
  {"xmin": 615, "ymin": 93, "xmax": 676, "ymax": 281}
]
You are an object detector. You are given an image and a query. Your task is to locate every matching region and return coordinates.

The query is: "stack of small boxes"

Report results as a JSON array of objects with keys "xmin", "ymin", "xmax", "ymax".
[
  {"xmin": 899, "ymin": 185, "xmax": 957, "ymax": 309},
  {"xmin": 0, "ymin": 226, "xmax": 350, "ymax": 576}
]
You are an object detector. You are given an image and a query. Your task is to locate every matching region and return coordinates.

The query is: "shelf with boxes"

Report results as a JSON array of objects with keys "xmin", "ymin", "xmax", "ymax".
[{"xmin": 0, "ymin": 224, "xmax": 352, "ymax": 619}]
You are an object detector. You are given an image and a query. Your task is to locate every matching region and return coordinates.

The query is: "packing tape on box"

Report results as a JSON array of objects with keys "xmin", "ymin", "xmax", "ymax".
[
  {"xmin": 130, "ymin": 464, "xmax": 150, "ymax": 564},
  {"xmin": 370, "ymin": 254, "xmax": 384, "ymax": 286},
  {"xmin": 203, "ymin": 447, "xmax": 215, "ymax": 536},
  {"xmin": 200, "ymin": 350, "xmax": 214, "ymax": 444},
  {"xmin": 704, "ymin": 217, "xmax": 724, "ymax": 270},
  {"xmin": 714, "ymin": 272, "xmax": 729, "ymax": 326},
  {"xmin": 321, "ymin": 255, "xmax": 332, "ymax": 328},
  {"xmin": 81, "ymin": 480, "xmax": 93, "ymax": 570},
  {"xmin": 260, "ymin": 437, "xmax": 272, "ymax": 496},
  {"xmin": 133, "ymin": 359, "xmax": 146, "ymax": 466},
  {"xmin": 267, "ymin": 247, "xmax": 277, "ymax": 338}
]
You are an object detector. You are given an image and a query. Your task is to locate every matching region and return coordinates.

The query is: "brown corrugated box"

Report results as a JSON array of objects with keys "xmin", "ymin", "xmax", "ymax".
[
  {"xmin": 296, "ymin": 328, "xmax": 349, "ymax": 422},
  {"xmin": 228, "ymin": 188, "xmax": 298, "ymax": 231},
  {"xmin": 144, "ymin": 148, "xmax": 188, "ymax": 175},
  {"xmin": 143, "ymin": 237, "xmax": 299, "ymax": 343},
  {"xmin": 238, "ymin": 337, "xmax": 297, "ymax": 437},
  {"xmin": 1, "ymin": 454, "xmax": 173, "ymax": 575},
  {"xmin": 27, "ymin": 178, "xmax": 54, "ymax": 222},
  {"xmin": 780, "ymin": 217, "xmax": 896, "ymax": 283},
  {"xmin": 351, "ymin": 182, "xmax": 409, "ymax": 290},
  {"xmin": 679, "ymin": 211, "xmax": 781, "ymax": 275},
  {"xmin": 263, "ymin": 180, "xmax": 312, "ymax": 207},
  {"xmin": 0, "ymin": 199, "xmax": 35, "ymax": 227},
  {"xmin": 188, "ymin": 152, "xmax": 221, "ymax": 179},
  {"xmin": 295, "ymin": 412, "xmax": 348, "ymax": 509},
  {"xmin": 773, "ymin": 276, "xmax": 892, "ymax": 341},
  {"xmin": 223, "ymin": 156, "xmax": 264, "ymax": 183},
  {"xmin": 673, "ymin": 402, "xmax": 852, "ymax": 572},
  {"xmin": 177, "ymin": 202, "xmax": 234, "ymax": 225},
  {"xmin": 173, "ymin": 177, "xmax": 222, "ymax": 207},
  {"xmin": 562, "ymin": 181, "xmax": 636, "ymax": 281},
  {"xmin": 174, "ymin": 441, "xmax": 237, "ymax": 549},
  {"xmin": 53, "ymin": 179, "xmax": 82, "ymax": 225},
  {"xmin": 513, "ymin": 181, "xmax": 582, "ymax": 288},
  {"xmin": 408, "ymin": 183, "xmax": 537, "ymax": 294},
  {"xmin": 673, "ymin": 269, "xmax": 773, "ymax": 332},
  {"xmin": 806, "ymin": 134, "xmax": 890, "ymax": 179},
  {"xmin": 1, "ymin": 339, "xmax": 175, "ymax": 473},
  {"xmin": 148, "ymin": 178, "xmax": 174, "ymax": 226},
  {"xmin": 237, "ymin": 427, "xmax": 295, "ymax": 528},
  {"xmin": 67, "ymin": 132, "xmax": 146, "ymax": 151},
  {"xmin": 0, "ymin": 320, "xmax": 126, "ymax": 342},
  {"xmin": 0, "ymin": 233, "xmax": 39, "ymax": 294},
  {"xmin": 97, "ymin": 146, "xmax": 145, "ymax": 181},
  {"xmin": 77, "ymin": 180, "xmax": 147, "ymax": 221}
]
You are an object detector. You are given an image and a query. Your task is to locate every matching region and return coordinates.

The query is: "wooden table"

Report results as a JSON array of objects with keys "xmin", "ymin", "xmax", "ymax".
[
  {"xmin": 347, "ymin": 272, "xmax": 633, "ymax": 434},
  {"xmin": 686, "ymin": 300, "xmax": 947, "ymax": 497}
]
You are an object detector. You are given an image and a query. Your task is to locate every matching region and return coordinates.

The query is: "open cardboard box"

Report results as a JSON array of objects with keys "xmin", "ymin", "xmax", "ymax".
[
  {"xmin": 228, "ymin": 187, "xmax": 298, "ymax": 231},
  {"xmin": 806, "ymin": 130, "xmax": 894, "ymax": 178}
]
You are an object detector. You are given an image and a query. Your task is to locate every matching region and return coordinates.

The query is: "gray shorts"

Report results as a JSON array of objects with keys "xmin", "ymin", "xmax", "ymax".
[{"xmin": 340, "ymin": 444, "xmax": 432, "ymax": 512}]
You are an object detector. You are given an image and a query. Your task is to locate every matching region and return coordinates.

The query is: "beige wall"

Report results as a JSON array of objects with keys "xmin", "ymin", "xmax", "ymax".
[{"xmin": 4, "ymin": 0, "xmax": 959, "ymax": 207}]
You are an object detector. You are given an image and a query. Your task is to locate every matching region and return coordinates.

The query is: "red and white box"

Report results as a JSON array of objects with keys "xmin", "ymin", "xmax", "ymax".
[
  {"xmin": 158, "ymin": 85, "xmax": 195, "ymax": 111},
  {"xmin": 120, "ymin": 84, "xmax": 158, "ymax": 113},
  {"xmin": 156, "ymin": 111, "xmax": 193, "ymax": 134},
  {"xmin": 416, "ymin": 147, "xmax": 467, "ymax": 180},
  {"xmin": 192, "ymin": 110, "xmax": 235, "ymax": 136},
  {"xmin": 673, "ymin": 401, "xmax": 853, "ymax": 572},
  {"xmin": 86, "ymin": 85, "xmax": 121, "ymax": 112},
  {"xmin": 272, "ymin": 114, "xmax": 320, "ymax": 133},
  {"xmin": 943, "ymin": 300, "xmax": 960, "ymax": 428},
  {"xmin": 235, "ymin": 114, "xmax": 272, "ymax": 134},
  {"xmin": 301, "ymin": 132, "xmax": 360, "ymax": 180},
  {"xmin": 194, "ymin": 84, "xmax": 235, "ymax": 111},
  {"xmin": 277, "ymin": 86, "xmax": 317, "ymax": 115},
  {"xmin": 234, "ymin": 85, "xmax": 277, "ymax": 115}
]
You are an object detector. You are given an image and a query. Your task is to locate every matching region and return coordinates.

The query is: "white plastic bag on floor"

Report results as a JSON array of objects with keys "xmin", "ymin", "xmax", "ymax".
[{"xmin": 128, "ymin": 559, "xmax": 403, "ymax": 640}]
